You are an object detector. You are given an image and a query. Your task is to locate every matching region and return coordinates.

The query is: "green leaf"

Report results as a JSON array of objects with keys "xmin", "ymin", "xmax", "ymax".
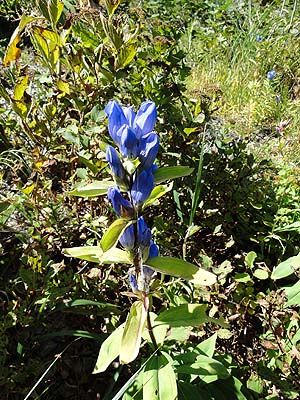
[
  {"xmin": 156, "ymin": 304, "xmax": 210, "ymax": 327},
  {"xmin": 93, "ymin": 324, "xmax": 125, "ymax": 374},
  {"xmin": 176, "ymin": 354, "xmax": 229, "ymax": 379},
  {"xmin": 143, "ymin": 354, "xmax": 177, "ymax": 400},
  {"xmin": 63, "ymin": 246, "xmax": 132, "ymax": 265},
  {"xmin": 66, "ymin": 299, "xmax": 117, "ymax": 309},
  {"xmin": 105, "ymin": 0, "xmax": 121, "ymax": 17},
  {"xmin": 196, "ymin": 332, "xmax": 217, "ymax": 357},
  {"xmin": 153, "ymin": 166, "xmax": 194, "ymax": 185},
  {"xmin": 146, "ymin": 256, "xmax": 216, "ymax": 286},
  {"xmin": 283, "ymin": 280, "xmax": 300, "ymax": 307},
  {"xmin": 271, "ymin": 254, "xmax": 300, "ymax": 280},
  {"xmin": 116, "ymin": 45, "xmax": 137, "ymax": 69},
  {"xmin": 253, "ymin": 269, "xmax": 269, "ymax": 280},
  {"xmin": 120, "ymin": 301, "xmax": 147, "ymax": 364},
  {"xmin": 68, "ymin": 180, "xmax": 114, "ymax": 197},
  {"xmin": 244, "ymin": 251, "xmax": 256, "ymax": 269},
  {"xmin": 101, "ymin": 218, "xmax": 134, "ymax": 252},
  {"xmin": 143, "ymin": 183, "xmax": 173, "ymax": 208},
  {"xmin": 62, "ymin": 246, "xmax": 102, "ymax": 262},
  {"xmin": 247, "ymin": 373, "xmax": 264, "ymax": 394},
  {"xmin": 233, "ymin": 272, "xmax": 253, "ymax": 283}
]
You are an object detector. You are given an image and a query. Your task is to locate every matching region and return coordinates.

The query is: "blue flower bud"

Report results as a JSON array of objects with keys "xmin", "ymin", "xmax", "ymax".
[
  {"xmin": 149, "ymin": 240, "xmax": 159, "ymax": 258},
  {"xmin": 119, "ymin": 224, "xmax": 135, "ymax": 250},
  {"xmin": 129, "ymin": 272, "xmax": 139, "ymax": 293},
  {"xmin": 267, "ymin": 70, "xmax": 276, "ymax": 80},
  {"xmin": 105, "ymin": 101, "xmax": 127, "ymax": 145},
  {"xmin": 256, "ymin": 35, "xmax": 263, "ymax": 42},
  {"xmin": 107, "ymin": 186, "xmax": 132, "ymax": 216},
  {"xmin": 131, "ymin": 169, "xmax": 154, "ymax": 206},
  {"xmin": 120, "ymin": 126, "xmax": 138, "ymax": 158},
  {"xmin": 138, "ymin": 132, "xmax": 159, "ymax": 170},
  {"xmin": 106, "ymin": 145, "xmax": 125, "ymax": 182},
  {"xmin": 138, "ymin": 217, "xmax": 152, "ymax": 247},
  {"xmin": 134, "ymin": 101, "xmax": 157, "ymax": 139}
]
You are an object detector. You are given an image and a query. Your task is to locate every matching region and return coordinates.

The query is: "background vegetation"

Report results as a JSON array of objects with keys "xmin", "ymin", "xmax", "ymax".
[{"xmin": 1, "ymin": 0, "xmax": 300, "ymax": 399}]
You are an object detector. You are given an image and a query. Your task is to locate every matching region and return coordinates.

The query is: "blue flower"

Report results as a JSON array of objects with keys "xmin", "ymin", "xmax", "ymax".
[
  {"xmin": 105, "ymin": 100, "xmax": 158, "ymax": 166},
  {"xmin": 119, "ymin": 224, "xmax": 135, "ymax": 250},
  {"xmin": 107, "ymin": 186, "xmax": 132, "ymax": 216},
  {"xmin": 133, "ymin": 101, "xmax": 157, "ymax": 139},
  {"xmin": 105, "ymin": 101, "xmax": 128, "ymax": 145},
  {"xmin": 138, "ymin": 132, "xmax": 159, "ymax": 170},
  {"xmin": 149, "ymin": 240, "xmax": 159, "ymax": 258},
  {"xmin": 256, "ymin": 35, "xmax": 263, "ymax": 42},
  {"xmin": 131, "ymin": 169, "xmax": 154, "ymax": 206},
  {"xmin": 129, "ymin": 273, "xmax": 139, "ymax": 293},
  {"xmin": 137, "ymin": 217, "xmax": 152, "ymax": 247},
  {"xmin": 106, "ymin": 145, "xmax": 126, "ymax": 182},
  {"xmin": 267, "ymin": 70, "xmax": 276, "ymax": 80}
]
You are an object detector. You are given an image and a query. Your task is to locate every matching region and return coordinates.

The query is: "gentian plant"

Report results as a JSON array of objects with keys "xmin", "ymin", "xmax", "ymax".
[{"xmin": 64, "ymin": 101, "xmax": 222, "ymax": 399}]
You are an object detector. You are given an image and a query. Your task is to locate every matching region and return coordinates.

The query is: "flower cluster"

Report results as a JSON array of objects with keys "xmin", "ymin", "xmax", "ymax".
[{"xmin": 105, "ymin": 100, "xmax": 159, "ymax": 293}]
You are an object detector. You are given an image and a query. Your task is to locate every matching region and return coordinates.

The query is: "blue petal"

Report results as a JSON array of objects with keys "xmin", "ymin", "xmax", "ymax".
[
  {"xmin": 134, "ymin": 101, "xmax": 157, "ymax": 139},
  {"xmin": 129, "ymin": 273, "xmax": 139, "ymax": 292},
  {"xmin": 120, "ymin": 126, "xmax": 138, "ymax": 158},
  {"xmin": 122, "ymin": 106, "xmax": 136, "ymax": 127},
  {"xmin": 149, "ymin": 240, "xmax": 159, "ymax": 258},
  {"xmin": 138, "ymin": 132, "xmax": 159, "ymax": 170},
  {"xmin": 107, "ymin": 186, "xmax": 132, "ymax": 216},
  {"xmin": 106, "ymin": 145, "xmax": 125, "ymax": 181},
  {"xmin": 137, "ymin": 217, "xmax": 151, "ymax": 247},
  {"xmin": 131, "ymin": 169, "xmax": 154, "ymax": 206},
  {"xmin": 105, "ymin": 101, "xmax": 128, "ymax": 145},
  {"xmin": 119, "ymin": 224, "xmax": 135, "ymax": 250}
]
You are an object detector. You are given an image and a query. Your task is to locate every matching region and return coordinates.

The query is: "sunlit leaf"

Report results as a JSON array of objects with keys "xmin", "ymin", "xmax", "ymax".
[
  {"xmin": 156, "ymin": 304, "xmax": 209, "ymax": 327},
  {"xmin": 283, "ymin": 280, "xmax": 300, "ymax": 307},
  {"xmin": 143, "ymin": 353, "xmax": 177, "ymax": 400},
  {"xmin": 146, "ymin": 256, "xmax": 216, "ymax": 285},
  {"xmin": 176, "ymin": 354, "xmax": 229, "ymax": 379},
  {"xmin": 63, "ymin": 246, "xmax": 132, "ymax": 265},
  {"xmin": 271, "ymin": 254, "xmax": 300, "ymax": 280},
  {"xmin": 116, "ymin": 45, "xmax": 137, "ymax": 69},
  {"xmin": 196, "ymin": 332, "xmax": 217, "ymax": 357},
  {"xmin": 101, "ymin": 218, "xmax": 134, "ymax": 252},
  {"xmin": 13, "ymin": 75, "xmax": 29, "ymax": 101},
  {"xmin": 93, "ymin": 323, "xmax": 125, "ymax": 374},
  {"xmin": 120, "ymin": 301, "xmax": 147, "ymax": 364},
  {"xmin": 3, "ymin": 16, "xmax": 37, "ymax": 66},
  {"xmin": 143, "ymin": 183, "xmax": 173, "ymax": 208},
  {"xmin": 68, "ymin": 180, "xmax": 114, "ymax": 197},
  {"xmin": 153, "ymin": 166, "xmax": 194, "ymax": 185},
  {"xmin": 105, "ymin": 0, "xmax": 121, "ymax": 17}
]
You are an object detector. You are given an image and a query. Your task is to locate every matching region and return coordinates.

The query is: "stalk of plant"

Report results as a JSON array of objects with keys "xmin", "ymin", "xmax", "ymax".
[{"xmin": 105, "ymin": 99, "xmax": 160, "ymax": 351}]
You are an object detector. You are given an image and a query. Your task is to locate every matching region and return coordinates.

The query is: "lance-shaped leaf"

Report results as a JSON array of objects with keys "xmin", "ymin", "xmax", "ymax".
[
  {"xmin": 283, "ymin": 280, "xmax": 300, "ymax": 307},
  {"xmin": 101, "ymin": 218, "xmax": 134, "ymax": 252},
  {"xmin": 63, "ymin": 246, "xmax": 132, "ymax": 265},
  {"xmin": 120, "ymin": 301, "xmax": 147, "ymax": 364},
  {"xmin": 271, "ymin": 254, "xmax": 300, "ymax": 280},
  {"xmin": 156, "ymin": 304, "xmax": 209, "ymax": 327},
  {"xmin": 175, "ymin": 354, "xmax": 229, "ymax": 379},
  {"xmin": 153, "ymin": 166, "xmax": 194, "ymax": 185},
  {"xmin": 156, "ymin": 304, "xmax": 228, "ymax": 329},
  {"xmin": 93, "ymin": 323, "xmax": 125, "ymax": 374},
  {"xmin": 146, "ymin": 256, "xmax": 216, "ymax": 286},
  {"xmin": 68, "ymin": 180, "xmax": 115, "ymax": 197},
  {"xmin": 143, "ymin": 353, "xmax": 177, "ymax": 400},
  {"xmin": 143, "ymin": 183, "xmax": 173, "ymax": 208}
]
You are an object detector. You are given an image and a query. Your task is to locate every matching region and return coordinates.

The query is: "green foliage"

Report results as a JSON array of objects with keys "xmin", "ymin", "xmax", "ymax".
[{"xmin": 1, "ymin": 0, "xmax": 300, "ymax": 399}]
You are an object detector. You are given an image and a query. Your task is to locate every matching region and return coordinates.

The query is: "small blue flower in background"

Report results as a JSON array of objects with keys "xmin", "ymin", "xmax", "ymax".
[
  {"xmin": 276, "ymin": 94, "xmax": 281, "ymax": 103},
  {"xmin": 267, "ymin": 70, "xmax": 276, "ymax": 80},
  {"xmin": 256, "ymin": 35, "xmax": 263, "ymax": 42}
]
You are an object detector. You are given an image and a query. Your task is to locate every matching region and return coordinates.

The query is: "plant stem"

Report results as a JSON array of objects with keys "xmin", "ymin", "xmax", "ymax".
[{"xmin": 146, "ymin": 309, "xmax": 161, "ymax": 355}]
